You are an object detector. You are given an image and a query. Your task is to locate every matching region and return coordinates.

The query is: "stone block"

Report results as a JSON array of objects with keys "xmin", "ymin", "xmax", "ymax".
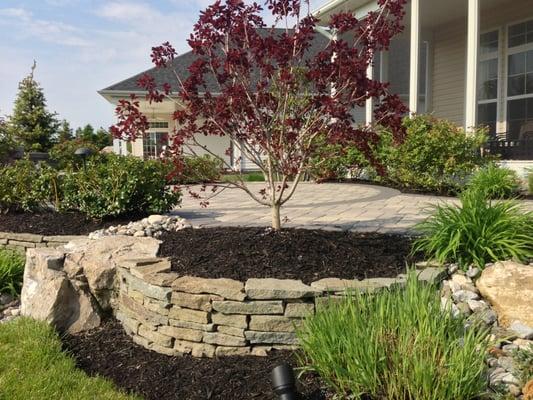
[
  {"xmin": 149, "ymin": 343, "xmax": 181, "ymax": 357},
  {"xmin": 171, "ymin": 292, "xmax": 220, "ymax": 312},
  {"xmin": 144, "ymin": 272, "xmax": 179, "ymax": 287},
  {"xmin": 144, "ymin": 297, "xmax": 171, "ymax": 316},
  {"xmin": 244, "ymin": 331, "xmax": 298, "ymax": 345},
  {"xmin": 122, "ymin": 270, "xmax": 172, "ymax": 302},
  {"xmin": 172, "ymin": 276, "xmax": 245, "ymax": 301},
  {"xmin": 130, "ymin": 259, "xmax": 171, "ymax": 280},
  {"xmin": 169, "ymin": 319, "xmax": 215, "ymax": 332},
  {"xmin": 311, "ymin": 278, "xmax": 360, "ymax": 292},
  {"xmin": 245, "ymin": 278, "xmax": 320, "ymax": 300},
  {"xmin": 417, "ymin": 267, "xmax": 448, "ymax": 284},
  {"xmin": 115, "ymin": 311, "xmax": 140, "ymax": 335},
  {"xmin": 158, "ymin": 325, "xmax": 203, "ymax": 342},
  {"xmin": 119, "ymin": 293, "xmax": 168, "ymax": 326},
  {"xmin": 43, "ymin": 235, "xmax": 86, "ymax": 243},
  {"xmin": 8, "ymin": 240, "xmax": 36, "ymax": 248},
  {"xmin": 132, "ymin": 334, "xmax": 151, "ymax": 348},
  {"xmin": 203, "ymin": 332, "xmax": 247, "ymax": 347},
  {"xmin": 284, "ymin": 302, "xmax": 315, "ymax": 318},
  {"xmin": 215, "ymin": 346, "xmax": 251, "ymax": 357},
  {"xmin": 249, "ymin": 315, "xmax": 300, "ymax": 332},
  {"xmin": 217, "ymin": 325, "xmax": 245, "ymax": 337},
  {"xmin": 191, "ymin": 343, "xmax": 216, "ymax": 358},
  {"xmin": 138, "ymin": 324, "xmax": 173, "ymax": 348},
  {"xmin": 128, "ymin": 289, "xmax": 145, "ymax": 305},
  {"xmin": 212, "ymin": 300, "xmax": 284, "ymax": 315},
  {"xmin": 0, "ymin": 239, "xmax": 7, "ymax": 245},
  {"xmin": 211, "ymin": 312, "xmax": 248, "ymax": 329},
  {"xmin": 168, "ymin": 306, "xmax": 209, "ymax": 324}
]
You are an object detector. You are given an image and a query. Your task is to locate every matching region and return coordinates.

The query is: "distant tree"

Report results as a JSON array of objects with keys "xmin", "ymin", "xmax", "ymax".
[
  {"xmin": 75, "ymin": 124, "xmax": 95, "ymax": 141},
  {"xmin": 9, "ymin": 62, "xmax": 59, "ymax": 152},
  {"xmin": 57, "ymin": 119, "xmax": 73, "ymax": 143},
  {"xmin": 0, "ymin": 115, "xmax": 16, "ymax": 164},
  {"xmin": 74, "ymin": 124, "xmax": 111, "ymax": 149}
]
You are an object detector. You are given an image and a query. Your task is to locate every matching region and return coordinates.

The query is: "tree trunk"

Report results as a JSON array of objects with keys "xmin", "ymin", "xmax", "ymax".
[{"xmin": 271, "ymin": 203, "xmax": 281, "ymax": 230}]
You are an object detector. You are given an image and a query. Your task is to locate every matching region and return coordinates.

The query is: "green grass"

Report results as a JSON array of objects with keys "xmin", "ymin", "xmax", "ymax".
[
  {"xmin": 0, "ymin": 317, "xmax": 139, "ymax": 400},
  {"xmin": 528, "ymin": 169, "xmax": 533, "ymax": 195},
  {"xmin": 221, "ymin": 172, "xmax": 266, "ymax": 183},
  {"xmin": 296, "ymin": 273, "xmax": 490, "ymax": 400},
  {"xmin": 0, "ymin": 249, "xmax": 25, "ymax": 296},
  {"xmin": 413, "ymin": 187, "xmax": 533, "ymax": 269}
]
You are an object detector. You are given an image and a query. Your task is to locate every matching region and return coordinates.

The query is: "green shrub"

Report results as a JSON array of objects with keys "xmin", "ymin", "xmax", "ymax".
[
  {"xmin": 176, "ymin": 155, "xmax": 223, "ymax": 184},
  {"xmin": 413, "ymin": 188, "xmax": 533, "ymax": 269},
  {"xmin": 468, "ymin": 164, "xmax": 521, "ymax": 199},
  {"xmin": 0, "ymin": 249, "xmax": 25, "ymax": 296},
  {"xmin": 297, "ymin": 273, "xmax": 490, "ymax": 400},
  {"xmin": 0, "ymin": 318, "xmax": 138, "ymax": 400},
  {"xmin": 245, "ymin": 172, "xmax": 265, "ymax": 182},
  {"xmin": 513, "ymin": 344, "xmax": 533, "ymax": 385},
  {"xmin": 0, "ymin": 159, "xmax": 61, "ymax": 213},
  {"xmin": 383, "ymin": 115, "xmax": 489, "ymax": 194},
  {"xmin": 49, "ymin": 139, "xmax": 100, "ymax": 170},
  {"xmin": 60, "ymin": 154, "xmax": 181, "ymax": 219}
]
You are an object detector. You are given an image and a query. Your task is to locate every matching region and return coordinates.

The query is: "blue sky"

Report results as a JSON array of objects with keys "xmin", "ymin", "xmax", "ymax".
[{"xmin": 0, "ymin": 0, "xmax": 322, "ymax": 130}]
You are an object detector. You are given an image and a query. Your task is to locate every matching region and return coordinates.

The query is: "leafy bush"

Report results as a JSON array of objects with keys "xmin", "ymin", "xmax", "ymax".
[
  {"xmin": 245, "ymin": 172, "xmax": 265, "ymax": 182},
  {"xmin": 175, "ymin": 155, "xmax": 223, "ymax": 184},
  {"xmin": 61, "ymin": 154, "xmax": 181, "ymax": 219},
  {"xmin": 468, "ymin": 164, "xmax": 521, "ymax": 199},
  {"xmin": 0, "ymin": 249, "xmax": 25, "ymax": 296},
  {"xmin": 297, "ymin": 273, "xmax": 490, "ymax": 400},
  {"xmin": 383, "ymin": 115, "xmax": 489, "ymax": 194},
  {"xmin": 513, "ymin": 344, "xmax": 533, "ymax": 385},
  {"xmin": 49, "ymin": 139, "xmax": 100, "ymax": 170},
  {"xmin": 0, "ymin": 318, "xmax": 138, "ymax": 400},
  {"xmin": 0, "ymin": 159, "xmax": 61, "ymax": 213},
  {"xmin": 413, "ymin": 188, "xmax": 533, "ymax": 269}
]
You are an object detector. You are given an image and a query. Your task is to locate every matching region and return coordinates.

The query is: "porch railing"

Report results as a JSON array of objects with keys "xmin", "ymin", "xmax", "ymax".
[{"xmin": 484, "ymin": 138, "xmax": 533, "ymax": 161}]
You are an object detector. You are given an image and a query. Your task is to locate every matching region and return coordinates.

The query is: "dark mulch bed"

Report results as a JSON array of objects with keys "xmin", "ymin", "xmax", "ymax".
[
  {"xmin": 0, "ymin": 211, "xmax": 147, "ymax": 236},
  {"xmin": 159, "ymin": 228, "xmax": 419, "ymax": 283},
  {"xmin": 62, "ymin": 320, "xmax": 330, "ymax": 400},
  {"xmin": 330, "ymin": 178, "xmax": 533, "ymax": 200}
]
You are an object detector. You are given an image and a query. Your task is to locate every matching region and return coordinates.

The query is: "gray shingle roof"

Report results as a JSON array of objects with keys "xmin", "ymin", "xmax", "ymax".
[{"xmin": 100, "ymin": 28, "xmax": 331, "ymax": 94}]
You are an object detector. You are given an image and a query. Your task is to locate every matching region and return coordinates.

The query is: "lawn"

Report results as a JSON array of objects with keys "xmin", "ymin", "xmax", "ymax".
[{"xmin": 0, "ymin": 317, "xmax": 138, "ymax": 400}]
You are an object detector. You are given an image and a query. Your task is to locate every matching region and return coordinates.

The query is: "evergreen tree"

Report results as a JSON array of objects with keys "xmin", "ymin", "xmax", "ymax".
[
  {"xmin": 94, "ymin": 127, "xmax": 112, "ymax": 149},
  {"xmin": 75, "ymin": 124, "xmax": 95, "ymax": 142},
  {"xmin": 9, "ymin": 62, "xmax": 59, "ymax": 151},
  {"xmin": 57, "ymin": 119, "xmax": 73, "ymax": 143}
]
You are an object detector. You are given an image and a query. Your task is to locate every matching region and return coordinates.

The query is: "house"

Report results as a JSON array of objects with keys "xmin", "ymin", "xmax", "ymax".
[{"xmin": 99, "ymin": 0, "xmax": 533, "ymax": 175}]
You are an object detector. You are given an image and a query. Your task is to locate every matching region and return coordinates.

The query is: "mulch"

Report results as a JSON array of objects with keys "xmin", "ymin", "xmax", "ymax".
[
  {"xmin": 62, "ymin": 320, "xmax": 331, "ymax": 400},
  {"xmin": 0, "ymin": 211, "xmax": 147, "ymax": 236},
  {"xmin": 159, "ymin": 228, "xmax": 420, "ymax": 283}
]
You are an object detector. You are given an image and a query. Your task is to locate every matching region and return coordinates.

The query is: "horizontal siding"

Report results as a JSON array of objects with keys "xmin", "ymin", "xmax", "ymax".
[{"xmin": 431, "ymin": 21, "xmax": 466, "ymax": 126}]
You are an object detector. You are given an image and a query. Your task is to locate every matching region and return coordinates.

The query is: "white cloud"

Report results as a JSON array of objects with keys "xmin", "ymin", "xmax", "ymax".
[{"xmin": 96, "ymin": 1, "xmax": 161, "ymax": 22}]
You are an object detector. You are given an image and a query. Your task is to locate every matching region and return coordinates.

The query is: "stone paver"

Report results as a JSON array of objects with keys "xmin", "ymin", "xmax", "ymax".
[{"xmin": 173, "ymin": 183, "xmax": 533, "ymax": 233}]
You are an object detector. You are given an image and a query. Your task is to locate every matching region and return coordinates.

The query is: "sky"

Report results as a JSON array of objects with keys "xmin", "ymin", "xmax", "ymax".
[{"xmin": 0, "ymin": 0, "xmax": 323, "ymax": 131}]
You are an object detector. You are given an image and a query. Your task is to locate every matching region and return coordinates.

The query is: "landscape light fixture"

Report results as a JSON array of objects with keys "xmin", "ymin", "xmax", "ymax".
[
  {"xmin": 74, "ymin": 147, "xmax": 93, "ymax": 171},
  {"xmin": 271, "ymin": 364, "xmax": 298, "ymax": 400}
]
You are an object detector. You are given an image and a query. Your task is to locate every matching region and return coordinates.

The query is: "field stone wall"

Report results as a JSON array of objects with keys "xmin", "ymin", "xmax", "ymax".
[{"xmin": 20, "ymin": 235, "xmax": 447, "ymax": 358}]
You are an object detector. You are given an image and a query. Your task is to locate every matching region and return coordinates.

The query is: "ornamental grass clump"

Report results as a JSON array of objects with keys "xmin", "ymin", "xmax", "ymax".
[
  {"xmin": 467, "ymin": 163, "xmax": 521, "ymax": 199},
  {"xmin": 413, "ymin": 187, "xmax": 533, "ymax": 269},
  {"xmin": 0, "ymin": 249, "xmax": 25, "ymax": 296},
  {"xmin": 297, "ymin": 274, "xmax": 490, "ymax": 400}
]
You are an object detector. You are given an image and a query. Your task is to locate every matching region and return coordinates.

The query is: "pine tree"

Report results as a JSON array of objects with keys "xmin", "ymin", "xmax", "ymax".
[
  {"xmin": 57, "ymin": 119, "xmax": 73, "ymax": 143},
  {"xmin": 75, "ymin": 124, "xmax": 95, "ymax": 142},
  {"xmin": 9, "ymin": 62, "xmax": 59, "ymax": 152}
]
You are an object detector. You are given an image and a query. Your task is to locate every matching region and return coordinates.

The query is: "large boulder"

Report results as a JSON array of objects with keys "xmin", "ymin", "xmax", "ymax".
[
  {"xmin": 20, "ymin": 236, "xmax": 161, "ymax": 333},
  {"xmin": 476, "ymin": 261, "xmax": 533, "ymax": 328}
]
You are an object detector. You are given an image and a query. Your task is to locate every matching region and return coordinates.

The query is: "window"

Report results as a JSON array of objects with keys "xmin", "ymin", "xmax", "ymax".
[
  {"xmin": 148, "ymin": 122, "xmax": 169, "ymax": 129},
  {"xmin": 143, "ymin": 132, "xmax": 168, "ymax": 159},
  {"xmin": 477, "ymin": 30, "xmax": 500, "ymax": 138},
  {"xmin": 506, "ymin": 19, "xmax": 533, "ymax": 140}
]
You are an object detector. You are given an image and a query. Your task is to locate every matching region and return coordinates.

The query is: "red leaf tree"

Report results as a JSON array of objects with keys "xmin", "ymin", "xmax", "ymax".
[{"xmin": 111, "ymin": 0, "xmax": 408, "ymax": 230}]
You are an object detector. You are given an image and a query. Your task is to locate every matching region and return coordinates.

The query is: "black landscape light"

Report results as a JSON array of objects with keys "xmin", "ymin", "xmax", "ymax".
[
  {"xmin": 271, "ymin": 364, "xmax": 299, "ymax": 400},
  {"xmin": 74, "ymin": 147, "xmax": 93, "ymax": 171}
]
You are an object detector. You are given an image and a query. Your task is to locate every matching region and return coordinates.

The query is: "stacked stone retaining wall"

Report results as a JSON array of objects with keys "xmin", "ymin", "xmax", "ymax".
[
  {"xmin": 115, "ymin": 257, "xmax": 446, "ymax": 357},
  {"xmin": 0, "ymin": 232, "xmax": 86, "ymax": 253}
]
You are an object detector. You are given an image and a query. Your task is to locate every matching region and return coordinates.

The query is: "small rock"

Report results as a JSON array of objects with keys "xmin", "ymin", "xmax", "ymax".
[
  {"xmin": 0, "ymin": 293, "xmax": 13, "ymax": 306},
  {"xmin": 452, "ymin": 289, "xmax": 479, "ymax": 302},
  {"xmin": 466, "ymin": 267, "xmax": 480, "ymax": 279},
  {"xmin": 456, "ymin": 302, "xmax": 472, "ymax": 315},
  {"xmin": 467, "ymin": 299, "xmax": 488, "ymax": 313},
  {"xmin": 502, "ymin": 344, "xmax": 518, "ymax": 352},
  {"xmin": 509, "ymin": 321, "xmax": 533, "ymax": 340},
  {"xmin": 148, "ymin": 215, "xmax": 165, "ymax": 224},
  {"xmin": 507, "ymin": 384, "xmax": 521, "ymax": 397},
  {"xmin": 497, "ymin": 356, "xmax": 515, "ymax": 372},
  {"xmin": 133, "ymin": 231, "xmax": 146, "ymax": 237},
  {"xmin": 448, "ymin": 264, "xmax": 459, "ymax": 274},
  {"xmin": 478, "ymin": 309, "xmax": 498, "ymax": 326}
]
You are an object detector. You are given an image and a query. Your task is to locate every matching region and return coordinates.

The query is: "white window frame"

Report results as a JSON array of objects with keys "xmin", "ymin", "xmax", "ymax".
[
  {"xmin": 503, "ymin": 18, "xmax": 533, "ymax": 137},
  {"xmin": 477, "ymin": 28, "xmax": 502, "ymax": 137},
  {"xmin": 143, "ymin": 120, "xmax": 170, "ymax": 159}
]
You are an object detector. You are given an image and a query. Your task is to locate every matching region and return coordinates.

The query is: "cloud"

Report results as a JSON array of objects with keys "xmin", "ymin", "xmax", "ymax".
[{"xmin": 96, "ymin": 1, "xmax": 161, "ymax": 22}]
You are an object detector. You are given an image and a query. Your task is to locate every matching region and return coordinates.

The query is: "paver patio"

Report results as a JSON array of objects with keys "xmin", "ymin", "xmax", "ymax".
[{"xmin": 174, "ymin": 182, "xmax": 533, "ymax": 233}]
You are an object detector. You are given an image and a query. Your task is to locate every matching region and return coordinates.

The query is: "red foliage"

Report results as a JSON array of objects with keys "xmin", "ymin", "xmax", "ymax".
[{"xmin": 111, "ymin": 0, "xmax": 408, "ymax": 227}]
